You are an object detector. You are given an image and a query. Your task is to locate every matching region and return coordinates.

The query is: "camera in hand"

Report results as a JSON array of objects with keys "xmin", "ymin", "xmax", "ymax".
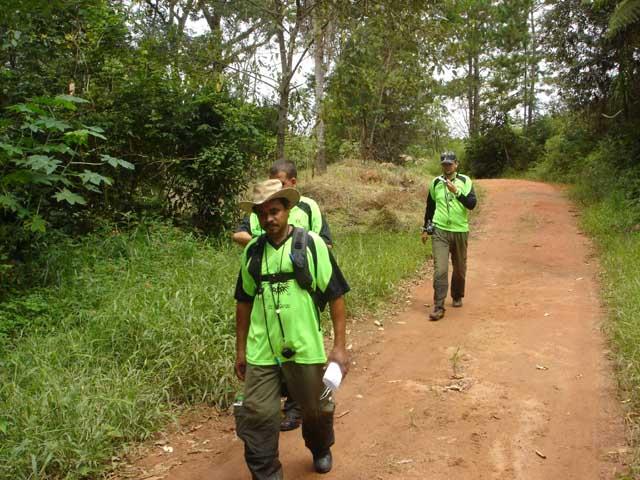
[{"xmin": 281, "ymin": 347, "xmax": 296, "ymax": 359}]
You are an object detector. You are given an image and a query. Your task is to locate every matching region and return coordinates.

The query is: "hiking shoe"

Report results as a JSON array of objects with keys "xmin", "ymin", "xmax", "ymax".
[
  {"xmin": 313, "ymin": 450, "xmax": 332, "ymax": 474},
  {"xmin": 452, "ymin": 298, "xmax": 463, "ymax": 308},
  {"xmin": 429, "ymin": 307, "xmax": 445, "ymax": 321},
  {"xmin": 280, "ymin": 417, "xmax": 301, "ymax": 431},
  {"xmin": 252, "ymin": 468, "xmax": 283, "ymax": 480}
]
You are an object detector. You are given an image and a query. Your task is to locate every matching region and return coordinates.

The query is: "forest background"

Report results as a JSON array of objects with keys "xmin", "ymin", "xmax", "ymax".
[{"xmin": 1, "ymin": 0, "xmax": 640, "ymax": 478}]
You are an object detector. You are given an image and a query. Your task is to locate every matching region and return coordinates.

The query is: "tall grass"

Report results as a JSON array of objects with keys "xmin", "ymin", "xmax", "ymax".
[
  {"xmin": 0, "ymin": 224, "xmax": 239, "ymax": 479},
  {"xmin": 337, "ymin": 231, "xmax": 428, "ymax": 315},
  {"xmin": 0, "ymin": 222, "xmax": 428, "ymax": 479},
  {"xmin": 576, "ymin": 189, "xmax": 640, "ymax": 474}
]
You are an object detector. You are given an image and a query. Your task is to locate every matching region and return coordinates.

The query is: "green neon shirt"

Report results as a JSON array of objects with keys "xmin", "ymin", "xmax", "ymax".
[
  {"xmin": 429, "ymin": 174, "xmax": 474, "ymax": 232},
  {"xmin": 234, "ymin": 230, "xmax": 349, "ymax": 366}
]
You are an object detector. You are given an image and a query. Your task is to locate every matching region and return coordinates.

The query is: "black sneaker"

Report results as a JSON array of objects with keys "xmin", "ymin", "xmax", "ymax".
[
  {"xmin": 452, "ymin": 298, "xmax": 463, "ymax": 308},
  {"xmin": 429, "ymin": 307, "xmax": 445, "ymax": 321},
  {"xmin": 313, "ymin": 450, "xmax": 332, "ymax": 474},
  {"xmin": 280, "ymin": 417, "xmax": 301, "ymax": 431}
]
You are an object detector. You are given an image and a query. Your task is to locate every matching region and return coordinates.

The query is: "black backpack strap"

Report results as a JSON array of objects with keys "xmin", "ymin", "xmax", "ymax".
[
  {"xmin": 247, "ymin": 235, "xmax": 267, "ymax": 294},
  {"xmin": 306, "ymin": 234, "xmax": 326, "ymax": 315},
  {"xmin": 296, "ymin": 200, "xmax": 313, "ymax": 231},
  {"xmin": 290, "ymin": 228, "xmax": 326, "ymax": 322},
  {"xmin": 290, "ymin": 227, "xmax": 313, "ymax": 292}
]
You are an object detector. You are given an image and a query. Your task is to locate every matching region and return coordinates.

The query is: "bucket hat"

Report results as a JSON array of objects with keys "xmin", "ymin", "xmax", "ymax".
[{"xmin": 238, "ymin": 179, "xmax": 300, "ymax": 213}]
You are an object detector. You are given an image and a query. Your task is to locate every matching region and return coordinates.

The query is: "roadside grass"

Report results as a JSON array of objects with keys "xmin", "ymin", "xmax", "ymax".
[
  {"xmin": 575, "ymin": 189, "xmax": 640, "ymax": 474},
  {"xmin": 0, "ymin": 160, "xmax": 431, "ymax": 479},
  {"xmin": 0, "ymin": 225, "xmax": 239, "ymax": 479},
  {"xmin": 337, "ymin": 231, "xmax": 428, "ymax": 316}
]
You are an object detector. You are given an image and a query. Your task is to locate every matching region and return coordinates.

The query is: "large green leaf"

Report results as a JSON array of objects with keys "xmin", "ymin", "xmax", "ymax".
[
  {"xmin": 34, "ymin": 143, "xmax": 74, "ymax": 155},
  {"xmin": 0, "ymin": 142, "xmax": 24, "ymax": 157},
  {"xmin": 78, "ymin": 170, "xmax": 113, "ymax": 186},
  {"xmin": 100, "ymin": 154, "xmax": 134, "ymax": 170},
  {"xmin": 55, "ymin": 94, "xmax": 90, "ymax": 104},
  {"xmin": 54, "ymin": 188, "xmax": 86, "ymax": 205},
  {"xmin": 0, "ymin": 193, "xmax": 20, "ymax": 211},
  {"xmin": 25, "ymin": 155, "xmax": 61, "ymax": 174},
  {"xmin": 6, "ymin": 103, "xmax": 35, "ymax": 114},
  {"xmin": 63, "ymin": 129, "xmax": 89, "ymax": 145},
  {"xmin": 26, "ymin": 214, "xmax": 47, "ymax": 233},
  {"xmin": 34, "ymin": 117, "xmax": 72, "ymax": 132},
  {"xmin": 64, "ymin": 128, "xmax": 107, "ymax": 144},
  {"xmin": 47, "ymin": 95, "xmax": 90, "ymax": 111}
]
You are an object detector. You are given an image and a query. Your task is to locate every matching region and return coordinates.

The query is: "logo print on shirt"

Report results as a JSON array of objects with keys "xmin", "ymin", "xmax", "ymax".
[{"xmin": 272, "ymin": 281, "xmax": 290, "ymax": 296}]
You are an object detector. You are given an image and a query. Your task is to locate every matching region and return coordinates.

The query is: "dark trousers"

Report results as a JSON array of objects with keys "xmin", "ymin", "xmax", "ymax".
[
  {"xmin": 282, "ymin": 388, "xmax": 302, "ymax": 420},
  {"xmin": 431, "ymin": 227, "xmax": 469, "ymax": 308},
  {"xmin": 235, "ymin": 363, "xmax": 335, "ymax": 480}
]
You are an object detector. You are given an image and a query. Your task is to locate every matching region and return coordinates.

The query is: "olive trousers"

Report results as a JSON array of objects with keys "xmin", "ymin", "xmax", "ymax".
[
  {"xmin": 235, "ymin": 363, "xmax": 335, "ymax": 480},
  {"xmin": 431, "ymin": 227, "xmax": 469, "ymax": 309}
]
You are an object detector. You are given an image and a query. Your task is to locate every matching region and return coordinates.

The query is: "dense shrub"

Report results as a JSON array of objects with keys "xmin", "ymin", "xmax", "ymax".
[
  {"xmin": 465, "ymin": 116, "xmax": 556, "ymax": 178},
  {"xmin": 465, "ymin": 124, "xmax": 516, "ymax": 178},
  {"xmin": 0, "ymin": 95, "xmax": 133, "ymax": 288},
  {"xmin": 530, "ymin": 115, "xmax": 597, "ymax": 181}
]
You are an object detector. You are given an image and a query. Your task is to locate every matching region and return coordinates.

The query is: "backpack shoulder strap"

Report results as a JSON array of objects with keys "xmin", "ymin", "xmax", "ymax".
[
  {"xmin": 247, "ymin": 235, "xmax": 267, "ymax": 292},
  {"xmin": 296, "ymin": 199, "xmax": 313, "ymax": 231},
  {"xmin": 290, "ymin": 227, "xmax": 314, "ymax": 292}
]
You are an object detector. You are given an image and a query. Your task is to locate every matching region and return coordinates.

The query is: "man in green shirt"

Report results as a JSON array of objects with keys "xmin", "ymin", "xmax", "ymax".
[
  {"xmin": 421, "ymin": 152, "xmax": 477, "ymax": 321},
  {"xmin": 234, "ymin": 179, "xmax": 350, "ymax": 479},
  {"xmin": 232, "ymin": 160, "xmax": 334, "ymax": 432},
  {"xmin": 232, "ymin": 160, "xmax": 333, "ymax": 248}
]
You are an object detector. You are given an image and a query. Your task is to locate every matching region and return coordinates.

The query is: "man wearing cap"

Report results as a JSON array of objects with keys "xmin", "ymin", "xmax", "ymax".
[
  {"xmin": 233, "ymin": 160, "xmax": 334, "ymax": 432},
  {"xmin": 421, "ymin": 152, "xmax": 477, "ymax": 321},
  {"xmin": 234, "ymin": 179, "xmax": 350, "ymax": 479}
]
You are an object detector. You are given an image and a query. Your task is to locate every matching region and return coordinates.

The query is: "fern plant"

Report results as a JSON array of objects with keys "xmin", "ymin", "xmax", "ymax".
[{"xmin": 609, "ymin": 0, "xmax": 640, "ymax": 35}]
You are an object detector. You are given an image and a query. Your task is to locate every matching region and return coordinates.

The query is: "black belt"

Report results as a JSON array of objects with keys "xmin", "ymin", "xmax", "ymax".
[{"xmin": 261, "ymin": 272, "xmax": 296, "ymax": 284}]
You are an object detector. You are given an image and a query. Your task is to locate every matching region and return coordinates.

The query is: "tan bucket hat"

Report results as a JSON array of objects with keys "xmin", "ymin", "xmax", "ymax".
[{"xmin": 238, "ymin": 179, "xmax": 300, "ymax": 213}]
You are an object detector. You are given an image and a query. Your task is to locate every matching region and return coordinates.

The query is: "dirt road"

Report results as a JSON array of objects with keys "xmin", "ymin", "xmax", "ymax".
[{"xmin": 126, "ymin": 179, "xmax": 628, "ymax": 479}]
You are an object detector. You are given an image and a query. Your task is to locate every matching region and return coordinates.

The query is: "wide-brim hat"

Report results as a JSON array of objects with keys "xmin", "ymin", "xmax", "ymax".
[{"xmin": 238, "ymin": 179, "xmax": 300, "ymax": 213}]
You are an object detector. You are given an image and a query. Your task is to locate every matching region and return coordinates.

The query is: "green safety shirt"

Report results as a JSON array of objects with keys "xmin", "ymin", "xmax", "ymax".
[
  {"xmin": 234, "ymin": 229, "xmax": 349, "ymax": 366},
  {"xmin": 237, "ymin": 196, "xmax": 333, "ymax": 246},
  {"xmin": 425, "ymin": 174, "xmax": 477, "ymax": 233}
]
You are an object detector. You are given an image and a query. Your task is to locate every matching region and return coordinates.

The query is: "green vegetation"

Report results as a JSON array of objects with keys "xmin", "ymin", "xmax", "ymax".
[
  {"xmin": 572, "ymin": 179, "xmax": 640, "ymax": 475},
  {"xmin": 338, "ymin": 231, "xmax": 427, "ymax": 316},
  {"xmin": 0, "ymin": 160, "xmax": 430, "ymax": 479},
  {"xmin": 3, "ymin": 0, "xmax": 640, "ymax": 476},
  {"xmin": 0, "ymin": 224, "xmax": 238, "ymax": 479}
]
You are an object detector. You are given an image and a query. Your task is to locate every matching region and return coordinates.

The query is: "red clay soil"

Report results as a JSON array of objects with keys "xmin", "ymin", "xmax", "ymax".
[{"xmin": 119, "ymin": 179, "xmax": 629, "ymax": 480}]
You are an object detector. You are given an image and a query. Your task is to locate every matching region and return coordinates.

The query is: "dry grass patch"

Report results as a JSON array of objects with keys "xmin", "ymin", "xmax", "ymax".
[{"xmin": 299, "ymin": 159, "xmax": 430, "ymax": 232}]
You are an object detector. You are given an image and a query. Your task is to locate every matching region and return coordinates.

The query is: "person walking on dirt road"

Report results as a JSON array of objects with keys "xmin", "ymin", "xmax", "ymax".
[
  {"xmin": 232, "ymin": 160, "xmax": 334, "ymax": 433},
  {"xmin": 234, "ymin": 179, "xmax": 350, "ymax": 479},
  {"xmin": 421, "ymin": 152, "xmax": 477, "ymax": 321}
]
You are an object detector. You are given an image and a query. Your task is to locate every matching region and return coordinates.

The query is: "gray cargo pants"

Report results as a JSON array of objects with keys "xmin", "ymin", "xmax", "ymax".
[
  {"xmin": 431, "ymin": 227, "xmax": 469, "ymax": 309},
  {"xmin": 235, "ymin": 363, "xmax": 335, "ymax": 480}
]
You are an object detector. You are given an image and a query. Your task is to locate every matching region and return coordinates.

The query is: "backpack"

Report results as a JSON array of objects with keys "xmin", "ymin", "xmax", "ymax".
[{"xmin": 247, "ymin": 227, "xmax": 325, "ymax": 311}]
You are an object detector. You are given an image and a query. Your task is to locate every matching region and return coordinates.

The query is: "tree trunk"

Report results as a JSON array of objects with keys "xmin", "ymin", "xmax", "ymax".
[
  {"xmin": 467, "ymin": 50, "xmax": 480, "ymax": 137},
  {"xmin": 467, "ymin": 53, "xmax": 474, "ymax": 137},
  {"xmin": 275, "ymin": 0, "xmax": 291, "ymax": 162},
  {"xmin": 276, "ymin": 83, "xmax": 289, "ymax": 161},
  {"xmin": 472, "ymin": 51, "xmax": 480, "ymax": 135},
  {"xmin": 313, "ymin": 2, "xmax": 327, "ymax": 175},
  {"xmin": 527, "ymin": 5, "xmax": 536, "ymax": 127}
]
